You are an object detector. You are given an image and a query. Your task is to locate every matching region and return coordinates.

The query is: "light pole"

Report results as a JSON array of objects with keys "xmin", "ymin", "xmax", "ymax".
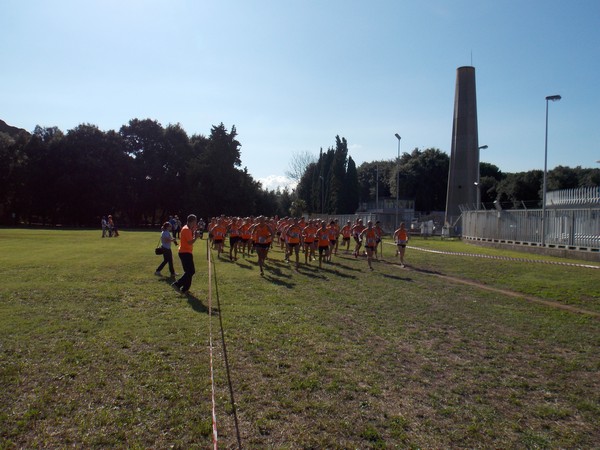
[
  {"xmin": 394, "ymin": 133, "xmax": 401, "ymax": 231},
  {"xmin": 475, "ymin": 145, "xmax": 488, "ymax": 209},
  {"xmin": 542, "ymin": 94, "xmax": 561, "ymax": 246}
]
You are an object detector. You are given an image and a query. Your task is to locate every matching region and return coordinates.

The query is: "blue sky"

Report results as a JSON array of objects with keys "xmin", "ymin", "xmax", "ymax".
[{"xmin": 2, "ymin": 0, "xmax": 599, "ymax": 189}]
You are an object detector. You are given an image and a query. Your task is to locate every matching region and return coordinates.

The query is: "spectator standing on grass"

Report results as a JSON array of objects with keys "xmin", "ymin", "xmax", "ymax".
[
  {"xmin": 101, "ymin": 216, "xmax": 108, "ymax": 238},
  {"xmin": 394, "ymin": 222, "xmax": 409, "ymax": 267},
  {"xmin": 155, "ymin": 222, "xmax": 178, "ymax": 277},
  {"xmin": 172, "ymin": 214, "xmax": 199, "ymax": 293},
  {"xmin": 107, "ymin": 215, "xmax": 114, "ymax": 237}
]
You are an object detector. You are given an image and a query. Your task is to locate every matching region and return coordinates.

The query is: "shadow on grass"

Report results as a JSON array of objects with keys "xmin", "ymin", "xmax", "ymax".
[
  {"xmin": 235, "ymin": 260, "xmax": 254, "ymax": 270},
  {"xmin": 329, "ymin": 260, "xmax": 363, "ymax": 272},
  {"xmin": 316, "ymin": 265, "xmax": 358, "ymax": 279},
  {"xmin": 408, "ymin": 266, "xmax": 443, "ymax": 276},
  {"xmin": 185, "ymin": 292, "xmax": 215, "ymax": 315},
  {"xmin": 263, "ymin": 274, "xmax": 295, "ymax": 289},
  {"xmin": 381, "ymin": 273, "xmax": 413, "ymax": 282},
  {"xmin": 297, "ymin": 266, "xmax": 327, "ymax": 280},
  {"xmin": 159, "ymin": 277, "xmax": 213, "ymax": 315}
]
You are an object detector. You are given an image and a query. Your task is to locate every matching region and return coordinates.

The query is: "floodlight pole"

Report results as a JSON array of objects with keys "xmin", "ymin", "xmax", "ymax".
[
  {"xmin": 542, "ymin": 95, "xmax": 561, "ymax": 247},
  {"xmin": 394, "ymin": 133, "xmax": 401, "ymax": 231},
  {"xmin": 476, "ymin": 145, "xmax": 488, "ymax": 209}
]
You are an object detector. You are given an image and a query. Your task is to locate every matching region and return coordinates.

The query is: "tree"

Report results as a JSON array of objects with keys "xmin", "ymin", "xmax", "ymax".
[
  {"xmin": 21, "ymin": 126, "xmax": 65, "ymax": 224},
  {"xmin": 548, "ymin": 165, "xmax": 583, "ymax": 191},
  {"xmin": 495, "ymin": 171, "xmax": 543, "ymax": 208},
  {"xmin": 478, "ymin": 162, "xmax": 504, "ymax": 206},
  {"xmin": 394, "ymin": 148, "xmax": 449, "ymax": 212},
  {"xmin": 119, "ymin": 119, "xmax": 169, "ymax": 224},
  {"xmin": 0, "ymin": 131, "xmax": 29, "ymax": 223},
  {"xmin": 342, "ymin": 156, "xmax": 359, "ymax": 213},
  {"xmin": 285, "ymin": 150, "xmax": 316, "ymax": 185},
  {"xmin": 357, "ymin": 160, "xmax": 394, "ymax": 205}
]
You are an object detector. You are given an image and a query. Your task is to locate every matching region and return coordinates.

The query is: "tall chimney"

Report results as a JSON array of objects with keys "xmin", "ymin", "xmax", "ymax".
[{"xmin": 445, "ymin": 66, "xmax": 480, "ymax": 227}]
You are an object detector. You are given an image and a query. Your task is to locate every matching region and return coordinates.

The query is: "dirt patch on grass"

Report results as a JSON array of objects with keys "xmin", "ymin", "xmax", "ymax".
[{"xmin": 392, "ymin": 262, "xmax": 600, "ymax": 320}]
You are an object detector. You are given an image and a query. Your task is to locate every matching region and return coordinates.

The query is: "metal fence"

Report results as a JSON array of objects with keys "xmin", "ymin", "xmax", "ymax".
[{"xmin": 462, "ymin": 208, "xmax": 600, "ymax": 250}]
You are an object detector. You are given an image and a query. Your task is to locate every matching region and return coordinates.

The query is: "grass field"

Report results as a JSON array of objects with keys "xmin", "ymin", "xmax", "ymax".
[{"xmin": 1, "ymin": 228, "xmax": 599, "ymax": 449}]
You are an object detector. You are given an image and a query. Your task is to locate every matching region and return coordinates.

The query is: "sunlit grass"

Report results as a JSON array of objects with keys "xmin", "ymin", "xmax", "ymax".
[{"xmin": 1, "ymin": 228, "xmax": 599, "ymax": 448}]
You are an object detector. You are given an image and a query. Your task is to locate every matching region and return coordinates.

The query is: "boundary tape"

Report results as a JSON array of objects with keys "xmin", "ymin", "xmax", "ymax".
[
  {"xmin": 207, "ymin": 241, "xmax": 218, "ymax": 449},
  {"xmin": 206, "ymin": 240, "xmax": 243, "ymax": 449},
  {"xmin": 388, "ymin": 243, "xmax": 600, "ymax": 269}
]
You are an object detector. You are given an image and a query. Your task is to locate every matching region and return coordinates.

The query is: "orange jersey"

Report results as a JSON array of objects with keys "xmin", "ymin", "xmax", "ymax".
[
  {"xmin": 352, "ymin": 224, "xmax": 365, "ymax": 237},
  {"xmin": 362, "ymin": 228, "xmax": 377, "ymax": 247},
  {"xmin": 317, "ymin": 228, "xmax": 330, "ymax": 247},
  {"xmin": 286, "ymin": 224, "xmax": 302, "ymax": 244},
  {"xmin": 229, "ymin": 223, "xmax": 240, "ymax": 237},
  {"xmin": 396, "ymin": 229, "xmax": 408, "ymax": 242},
  {"xmin": 327, "ymin": 226, "xmax": 338, "ymax": 240},
  {"xmin": 341, "ymin": 225, "xmax": 352, "ymax": 238},
  {"xmin": 253, "ymin": 224, "xmax": 273, "ymax": 244},
  {"xmin": 303, "ymin": 225, "xmax": 317, "ymax": 243},
  {"xmin": 212, "ymin": 224, "xmax": 227, "ymax": 240},
  {"xmin": 240, "ymin": 224, "xmax": 252, "ymax": 239}
]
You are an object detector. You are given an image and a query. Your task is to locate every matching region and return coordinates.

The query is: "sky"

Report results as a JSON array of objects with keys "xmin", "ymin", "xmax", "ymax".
[{"xmin": 2, "ymin": 0, "xmax": 599, "ymax": 190}]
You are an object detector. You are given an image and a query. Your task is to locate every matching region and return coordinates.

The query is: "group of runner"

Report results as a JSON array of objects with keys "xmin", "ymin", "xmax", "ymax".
[{"xmin": 202, "ymin": 215, "xmax": 410, "ymax": 274}]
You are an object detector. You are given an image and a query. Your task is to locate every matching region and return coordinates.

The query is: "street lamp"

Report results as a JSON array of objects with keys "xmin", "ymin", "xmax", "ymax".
[
  {"xmin": 394, "ymin": 133, "xmax": 401, "ymax": 230},
  {"xmin": 542, "ymin": 94, "xmax": 561, "ymax": 246},
  {"xmin": 476, "ymin": 145, "xmax": 488, "ymax": 209}
]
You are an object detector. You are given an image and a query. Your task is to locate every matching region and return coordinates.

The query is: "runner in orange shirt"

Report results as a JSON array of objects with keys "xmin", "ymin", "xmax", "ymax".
[
  {"xmin": 360, "ymin": 220, "xmax": 378, "ymax": 270},
  {"xmin": 228, "ymin": 217, "xmax": 241, "ymax": 261},
  {"xmin": 340, "ymin": 220, "xmax": 352, "ymax": 254},
  {"xmin": 285, "ymin": 217, "xmax": 303, "ymax": 270},
  {"xmin": 316, "ymin": 221, "xmax": 330, "ymax": 269},
  {"xmin": 302, "ymin": 220, "xmax": 318, "ymax": 264},
  {"xmin": 327, "ymin": 220, "xmax": 338, "ymax": 262},
  {"xmin": 239, "ymin": 218, "xmax": 253, "ymax": 258},
  {"xmin": 333, "ymin": 218, "xmax": 341, "ymax": 255},
  {"xmin": 351, "ymin": 218, "xmax": 366, "ymax": 258},
  {"xmin": 211, "ymin": 218, "xmax": 227, "ymax": 258},
  {"xmin": 253, "ymin": 216, "xmax": 274, "ymax": 276},
  {"xmin": 393, "ymin": 222, "xmax": 409, "ymax": 267}
]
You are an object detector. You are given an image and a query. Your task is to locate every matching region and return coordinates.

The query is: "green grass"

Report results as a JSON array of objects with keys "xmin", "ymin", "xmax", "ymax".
[{"xmin": 1, "ymin": 229, "xmax": 599, "ymax": 448}]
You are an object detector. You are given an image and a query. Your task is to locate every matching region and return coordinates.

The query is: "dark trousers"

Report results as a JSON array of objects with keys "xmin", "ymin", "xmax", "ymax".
[
  {"xmin": 176, "ymin": 252, "xmax": 195, "ymax": 292},
  {"xmin": 156, "ymin": 248, "xmax": 175, "ymax": 274}
]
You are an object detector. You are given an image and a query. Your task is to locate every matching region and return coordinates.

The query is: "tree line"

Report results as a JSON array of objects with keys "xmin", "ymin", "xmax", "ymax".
[
  {"xmin": 2, "ymin": 115, "xmax": 598, "ymax": 226},
  {"xmin": 0, "ymin": 119, "xmax": 300, "ymax": 227},
  {"xmin": 352, "ymin": 148, "xmax": 599, "ymax": 213}
]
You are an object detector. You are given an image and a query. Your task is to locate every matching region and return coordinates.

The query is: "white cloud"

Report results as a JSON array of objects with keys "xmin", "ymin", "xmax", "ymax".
[{"xmin": 258, "ymin": 175, "xmax": 297, "ymax": 192}]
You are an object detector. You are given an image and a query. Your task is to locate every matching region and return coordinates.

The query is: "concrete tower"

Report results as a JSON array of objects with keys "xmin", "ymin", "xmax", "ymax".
[{"xmin": 445, "ymin": 66, "xmax": 480, "ymax": 226}]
